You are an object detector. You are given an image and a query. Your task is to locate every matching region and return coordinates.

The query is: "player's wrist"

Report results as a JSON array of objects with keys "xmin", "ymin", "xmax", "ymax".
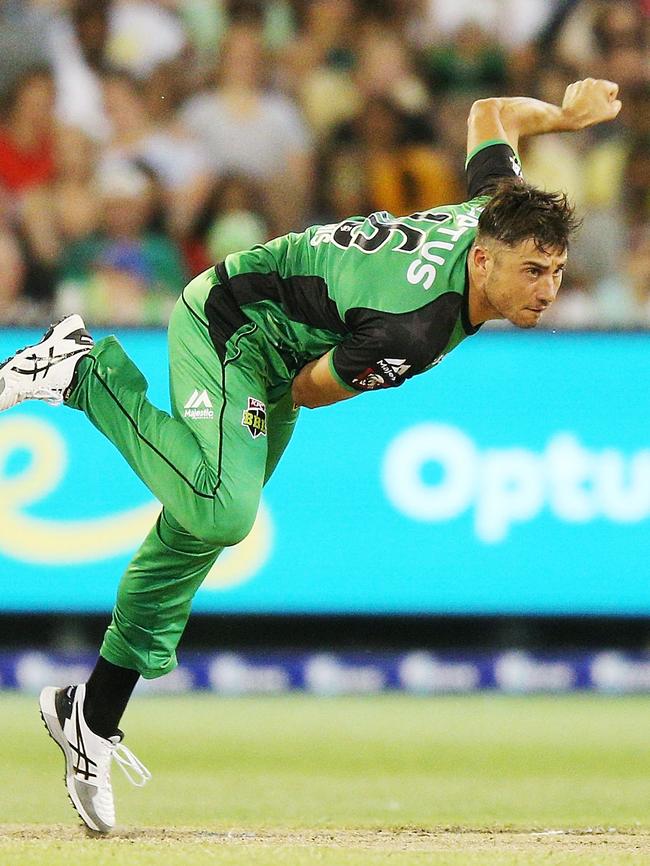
[{"xmin": 557, "ymin": 107, "xmax": 586, "ymax": 132}]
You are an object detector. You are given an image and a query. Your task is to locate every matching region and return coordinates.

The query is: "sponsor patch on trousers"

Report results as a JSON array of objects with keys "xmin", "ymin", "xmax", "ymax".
[
  {"xmin": 184, "ymin": 389, "xmax": 214, "ymax": 420},
  {"xmin": 242, "ymin": 396, "xmax": 267, "ymax": 438}
]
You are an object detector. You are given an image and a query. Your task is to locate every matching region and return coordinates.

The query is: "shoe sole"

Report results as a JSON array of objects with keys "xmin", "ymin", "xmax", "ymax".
[
  {"xmin": 0, "ymin": 314, "xmax": 93, "ymax": 411},
  {"xmin": 39, "ymin": 687, "xmax": 110, "ymax": 834},
  {"xmin": 0, "ymin": 314, "xmax": 87, "ymax": 373}
]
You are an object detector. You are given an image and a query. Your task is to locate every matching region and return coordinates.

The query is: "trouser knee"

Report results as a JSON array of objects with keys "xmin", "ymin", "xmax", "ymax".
[
  {"xmin": 176, "ymin": 491, "xmax": 259, "ymax": 547},
  {"xmin": 189, "ymin": 506, "xmax": 257, "ymax": 547}
]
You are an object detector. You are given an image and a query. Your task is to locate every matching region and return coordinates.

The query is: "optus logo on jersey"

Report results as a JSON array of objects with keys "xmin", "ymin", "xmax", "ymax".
[{"xmin": 382, "ymin": 423, "xmax": 650, "ymax": 543}]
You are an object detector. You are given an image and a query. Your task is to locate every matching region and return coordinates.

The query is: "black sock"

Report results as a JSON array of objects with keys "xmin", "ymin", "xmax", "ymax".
[{"xmin": 84, "ymin": 656, "xmax": 140, "ymax": 739}]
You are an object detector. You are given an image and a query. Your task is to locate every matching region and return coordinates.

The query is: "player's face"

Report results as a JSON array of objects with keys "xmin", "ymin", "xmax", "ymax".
[{"xmin": 484, "ymin": 239, "xmax": 568, "ymax": 328}]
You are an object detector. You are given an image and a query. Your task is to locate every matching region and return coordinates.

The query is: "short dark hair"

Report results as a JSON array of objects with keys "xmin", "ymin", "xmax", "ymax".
[{"xmin": 477, "ymin": 180, "xmax": 581, "ymax": 253}]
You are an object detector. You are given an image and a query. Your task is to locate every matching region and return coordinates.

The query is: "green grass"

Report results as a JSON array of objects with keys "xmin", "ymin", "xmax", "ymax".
[{"xmin": 2, "ymin": 692, "xmax": 650, "ymax": 864}]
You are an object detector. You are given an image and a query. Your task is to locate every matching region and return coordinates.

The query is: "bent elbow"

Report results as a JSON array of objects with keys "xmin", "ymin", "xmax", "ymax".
[{"xmin": 468, "ymin": 97, "xmax": 502, "ymax": 126}]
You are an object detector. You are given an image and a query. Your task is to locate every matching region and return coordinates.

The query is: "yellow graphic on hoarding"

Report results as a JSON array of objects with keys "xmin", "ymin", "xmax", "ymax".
[
  {"xmin": 0, "ymin": 417, "xmax": 159, "ymax": 564},
  {"xmin": 0, "ymin": 416, "xmax": 272, "ymax": 587}
]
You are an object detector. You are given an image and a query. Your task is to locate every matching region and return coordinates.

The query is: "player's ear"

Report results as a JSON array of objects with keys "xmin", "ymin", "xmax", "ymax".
[{"xmin": 471, "ymin": 241, "xmax": 493, "ymax": 278}]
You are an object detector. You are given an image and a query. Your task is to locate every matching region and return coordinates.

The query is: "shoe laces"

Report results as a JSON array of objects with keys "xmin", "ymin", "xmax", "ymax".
[
  {"xmin": 111, "ymin": 741, "xmax": 152, "ymax": 788},
  {"xmin": 96, "ymin": 738, "xmax": 152, "ymax": 795}
]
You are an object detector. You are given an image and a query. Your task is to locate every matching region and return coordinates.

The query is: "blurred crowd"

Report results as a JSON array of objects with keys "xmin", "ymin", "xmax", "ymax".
[{"xmin": 0, "ymin": 0, "xmax": 648, "ymax": 329}]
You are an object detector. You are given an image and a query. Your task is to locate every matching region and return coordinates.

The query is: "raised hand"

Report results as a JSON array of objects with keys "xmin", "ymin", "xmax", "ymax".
[{"xmin": 561, "ymin": 78, "xmax": 622, "ymax": 130}]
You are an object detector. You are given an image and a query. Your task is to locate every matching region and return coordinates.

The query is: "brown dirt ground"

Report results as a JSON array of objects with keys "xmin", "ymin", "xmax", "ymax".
[{"xmin": 2, "ymin": 825, "xmax": 650, "ymax": 853}]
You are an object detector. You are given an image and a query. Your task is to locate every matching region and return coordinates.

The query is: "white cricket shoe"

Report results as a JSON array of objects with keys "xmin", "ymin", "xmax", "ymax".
[
  {"xmin": 0, "ymin": 314, "xmax": 94, "ymax": 411},
  {"xmin": 39, "ymin": 684, "xmax": 151, "ymax": 834}
]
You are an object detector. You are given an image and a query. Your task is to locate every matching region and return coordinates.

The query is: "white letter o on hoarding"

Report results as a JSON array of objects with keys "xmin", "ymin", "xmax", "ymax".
[{"xmin": 382, "ymin": 423, "xmax": 477, "ymax": 521}]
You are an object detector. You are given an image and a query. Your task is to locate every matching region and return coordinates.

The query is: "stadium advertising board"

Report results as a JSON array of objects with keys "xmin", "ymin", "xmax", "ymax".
[
  {"xmin": 3, "ymin": 649, "xmax": 650, "ymax": 694},
  {"xmin": 0, "ymin": 328, "xmax": 648, "ymax": 615}
]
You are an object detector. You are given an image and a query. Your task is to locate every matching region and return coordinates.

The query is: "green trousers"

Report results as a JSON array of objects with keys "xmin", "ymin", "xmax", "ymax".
[{"xmin": 67, "ymin": 269, "xmax": 299, "ymax": 678}]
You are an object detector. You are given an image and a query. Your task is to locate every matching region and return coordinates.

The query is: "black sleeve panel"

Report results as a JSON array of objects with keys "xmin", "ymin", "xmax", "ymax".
[
  {"xmin": 331, "ymin": 293, "xmax": 462, "ymax": 392},
  {"xmin": 466, "ymin": 142, "xmax": 524, "ymax": 199}
]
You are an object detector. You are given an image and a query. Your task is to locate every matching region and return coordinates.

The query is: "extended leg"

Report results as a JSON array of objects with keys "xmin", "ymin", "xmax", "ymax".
[
  {"xmin": 38, "ymin": 274, "xmax": 297, "ymax": 833},
  {"xmin": 66, "ymin": 283, "xmax": 268, "ymax": 546}
]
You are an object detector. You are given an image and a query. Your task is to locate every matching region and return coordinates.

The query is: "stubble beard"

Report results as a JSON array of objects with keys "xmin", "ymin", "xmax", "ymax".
[{"xmin": 485, "ymin": 272, "xmax": 540, "ymax": 330}]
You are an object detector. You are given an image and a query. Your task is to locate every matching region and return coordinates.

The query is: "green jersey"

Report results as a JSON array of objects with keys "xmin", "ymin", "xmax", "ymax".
[{"xmin": 205, "ymin": 141, "xmax": 521, "ymax": 392}]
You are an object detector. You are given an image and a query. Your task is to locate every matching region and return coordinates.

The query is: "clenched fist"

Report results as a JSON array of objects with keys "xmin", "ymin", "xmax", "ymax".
[{"xmin": 561, "ymin": 78, "xmax": 622, "ymax": 130}]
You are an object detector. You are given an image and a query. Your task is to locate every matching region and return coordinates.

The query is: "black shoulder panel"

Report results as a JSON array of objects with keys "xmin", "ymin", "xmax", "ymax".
[
  {"xmin": 466, "ymin": 142, "xmax": 523, "ymax": 199},
  {"xmin": 332, "ymin": 292, "xmax": 463, "ymax": 391}
]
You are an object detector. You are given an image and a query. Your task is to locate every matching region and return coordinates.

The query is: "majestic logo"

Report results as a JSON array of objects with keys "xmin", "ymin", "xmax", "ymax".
[
  {"xmin": 377, "ymin": 358, "xmax": 411, "ymax": 382},
  {"xmin": 241, "ymin": 397, "xmax": 267, "ymax": 439},
  {"xmin": 184, "ymin": 389, "xmax": 214, "ymax": 420},
  {"xmin": 353, "ymin": 358, "xmax": 411, "ymax": 390}
]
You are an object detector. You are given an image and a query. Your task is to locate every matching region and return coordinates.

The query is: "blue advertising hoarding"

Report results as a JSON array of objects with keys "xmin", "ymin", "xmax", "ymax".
[{"xmin": 0, "ymin": 327, "xmax": 648, "ymax": 615}]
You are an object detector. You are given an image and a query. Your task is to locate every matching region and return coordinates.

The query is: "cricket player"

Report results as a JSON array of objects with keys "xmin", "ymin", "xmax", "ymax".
[{"xmin": 0, "ymin": 79, "xmax": 621, "ymax": 832}]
